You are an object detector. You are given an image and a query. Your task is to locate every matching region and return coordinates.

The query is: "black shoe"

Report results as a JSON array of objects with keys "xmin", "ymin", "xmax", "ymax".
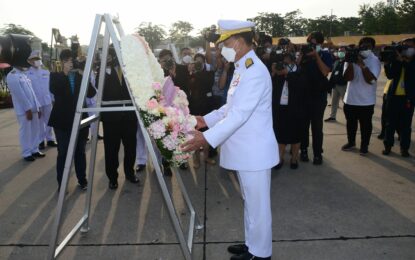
[
  {"xmin": 382, "ymin": 146, "xmax": 392, "ymax": 155},
  {"xmin": 47, "ymin": 141, "xmax": 58, "ymax": 147},
  {"xmin": 136, "ymin": 164, "xmax": 146, "ymax": 172},
  {"xmin": 341, "ymin": 143, "xmax": 355, "ymax": 151},
  {"xmin": 78, "ymin": 181, "xmax": 88, "ymax": 190},
  {"xmin": 39, "ymin": 142, "xmax": 45, "ymax": 150},
  {"xmin": 24, "ymin": 155, "xmax": 36, "ymax": 162},
  {"xmin": 401, "ymin": 149, "xmax": 410, "ymax": 157},
  {"xmin": 227, "ymin": 244, "xmax": 248, "ymax": 255},
  {"xmin": 313, "ymin": 155, "xmax": 323, "ymax": 165},
  {"xmin": 230, "ymin": 251, "xmax": 270, "ymax": 260},
  {"xmin": 359, "ymin": 146, "xmax": 369, "ymax": 156},
  {"xmin": 377, "ymin": 133, "xmax": 385, "ymax": 140},
  {"xmin": 324, "ymin": 117, "xmax": 336, "ymax": 122},
  {"xmin": 32, "ymin": 152, "xmax": 46, "ymax": 158},
  {"xmin": 300, "ymin": 150, "xmax": 309, "ymax": 162},
  {"xmin": 109, "ymin": 181, "xmax": 118, "ymax": 190},
  {"xmin": 126, "ymin": 174, "xmax": 140, "ymax": 183},
  {"xmin": 290, "ymin": 160, "xmax": 299, "ymax": 169},
  {"xmin": 273, "ymin": 161, "xmax": 284, "ymax": 170}
]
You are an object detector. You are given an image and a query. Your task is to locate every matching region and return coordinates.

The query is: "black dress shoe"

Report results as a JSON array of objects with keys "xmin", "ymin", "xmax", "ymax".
[
  {"xmin": 313, "ymin": 155, "xmax": 323, "ymax": 165},
  {"xmin": 300, "ymin": 150, "xmax": 309, "ymax": 162},
  {"xmin": 39, "ymin": 142, "xmax": 45, "ymax": 150},
  {"xmin": 32, "ymin": 152, "xmax": 46, "ymax": 158},
  {"xmin": 382, "ymin": 146, "xmax": 392, "ymax": 155},
  {"xmin": 230, "ymin": 252, "xmax": 270, "ymax": 260},
  {"xmin": 273, "ymin": 161, "xmax": 284, "ymax": 170},
  {"xmin": 290, "ymin": 160, "xmax": 299, "ymax": 169},
  {"xmin": 227, "ymin": 244, "xmax": 248, "ymax": 255},
  {"xmin": 47, "ymin": 141, "xmax": 58, "ymax": 147},
  {"xmin": 401, "ymin": 149, "xmax": 410, "ymax": 157},
  {"xmin": 126, "ymin": 174, "xmax": 140, "ymax": 183},
  {"xmin": 24, "ymin": 155, "xmax": 36, "ymax": 162},
  {"xmin": 136, "ymin": 164, "xmax": 146, "ymax": 172},
  {"xmin": 109, "ymin": 181, "xmax": 118, "ymax": 190}
]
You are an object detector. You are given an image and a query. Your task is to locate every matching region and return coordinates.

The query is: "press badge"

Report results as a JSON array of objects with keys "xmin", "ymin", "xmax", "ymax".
[{"xmin": 280, "ymin": 81, "xmax": 289, "ymax": 105}]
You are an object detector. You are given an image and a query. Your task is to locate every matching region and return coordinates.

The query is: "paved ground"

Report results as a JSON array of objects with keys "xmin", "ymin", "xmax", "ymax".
[{"xmin": 1, "ymin": 72, "xmax": 415, "ymax": 260}]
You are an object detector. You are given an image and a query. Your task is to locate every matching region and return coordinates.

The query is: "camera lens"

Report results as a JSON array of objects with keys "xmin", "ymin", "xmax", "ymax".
[{"xmin": 0, "ymin": 34, "xmax": 33, "ymax": 67}]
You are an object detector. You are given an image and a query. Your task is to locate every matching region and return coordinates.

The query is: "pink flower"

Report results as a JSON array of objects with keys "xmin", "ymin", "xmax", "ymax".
[
  {"xmin": 146, "ymin": 98, "xmax": 159, "ymax": 110},
  {"xmin": 152, "ymin": 82, "xmax": 162, "ymax": 91},
  {"xmin": 148, "ymin": 120, "xmax": 166, "ymax": 139}
]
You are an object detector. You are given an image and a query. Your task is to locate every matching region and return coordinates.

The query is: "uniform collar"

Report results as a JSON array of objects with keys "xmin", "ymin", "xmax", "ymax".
[{"xmin": 234, "ymin": 49, "xmax": 255, "ymax": 71}]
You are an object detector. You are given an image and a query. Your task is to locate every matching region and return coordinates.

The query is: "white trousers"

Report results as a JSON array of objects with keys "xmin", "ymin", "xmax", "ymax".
[
  {"xmin": 136, "ymin": 125, "xmax": 147, "ymax": 165},
  {"xmin": 17, "ymin": 113, "xmax": 40, "ymax": 157},
  {"xmin": 39, "ymin": 104, "xmax": 55, "ymax": 142},
  {"xmin": 237, "ymin": 169, "xmax": 272, "ymax": 258}
]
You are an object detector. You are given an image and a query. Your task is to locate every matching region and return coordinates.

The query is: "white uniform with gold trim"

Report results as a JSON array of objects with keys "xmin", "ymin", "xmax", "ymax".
[{"xmin": 203, "ymin": 49, "xmax": 278, "ymax": 258}]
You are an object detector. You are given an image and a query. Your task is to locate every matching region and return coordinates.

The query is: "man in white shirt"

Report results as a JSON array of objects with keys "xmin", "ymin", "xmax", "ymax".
[
  {"xmin": 342, "ymin": 37, "xmax": 381, "ymax": 155},
  {"xmin": 26, "ymin": 50, "xmax": 57, "ymax": 149},
  {"xmin": 182, "ymin": 20, "xmax": 278, "ymax": 260}
]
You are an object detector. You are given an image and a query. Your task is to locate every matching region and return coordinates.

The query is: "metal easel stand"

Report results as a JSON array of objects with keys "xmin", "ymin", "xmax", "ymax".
[{"xmin": 47, "ymin": 13, "xmax": 202, "ymax": 260}]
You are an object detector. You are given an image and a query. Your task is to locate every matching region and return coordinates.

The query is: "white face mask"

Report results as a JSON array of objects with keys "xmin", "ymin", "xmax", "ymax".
[
  {"xmin": 315, "ymin": 45, "xmax": 322, "ymax": 53},
  {"xmin": 182, "ymin": 55, "xmax": 193, "ymax": 64},
  {"xmin": 403, "ymin": 48, "xmax": 415, "ymax": 57},
  {"xmin": 34, "ymin": 60, "xmax": 42, "ymax": 68},
  {"xmin": 360, "ymin": 50, "xmax": 372, "ymax": 58},
  {"xmin": 338, "ymin": 51, "xmax": 346, "ymax": 59},
  {"xmin": 221, "ymin": 41, "xmax": 238, "ymax": 63},
  {"xmin": 266, "ymin": 48, "xmax": 272, "ymax": 54}
]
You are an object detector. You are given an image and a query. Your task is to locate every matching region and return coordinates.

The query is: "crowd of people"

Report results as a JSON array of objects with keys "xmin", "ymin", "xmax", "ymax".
[{"xmin": 4, "ymin": 30, "xmax": 415, "ymax": 190}]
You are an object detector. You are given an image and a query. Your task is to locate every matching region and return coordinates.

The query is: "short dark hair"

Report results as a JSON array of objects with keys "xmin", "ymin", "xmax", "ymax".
[
  {"xmin": 307, "ymin": 31, "xmax": 324, "ymax": 44},
  {"xmin": 59, "ymin": 49, "xmax": 72, "ymax": 62},
  {"xmin": 263, "ymin": 35, "xmax": 273, "ymax": 45},
  {"xmin": 359, "ymin": 37, "xmax": 376, "ymax": 48},
  {"xmin": 194, "ymin": 53, "xmax": 206, "ymax": 62},
  {"xmin": 232, "ymin": 31, "xmax": 254, "ymax": 46},
  {"xmin": 159, "ymin": 49, "xmax": 173, "ymax": 59}
]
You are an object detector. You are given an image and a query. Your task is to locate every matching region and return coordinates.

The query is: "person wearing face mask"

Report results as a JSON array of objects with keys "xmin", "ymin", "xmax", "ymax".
[
  {"xmin": 298, "ymin": 31, "xmax": 333, "ymax": 165},
  {"xmin": 342, "ymin": 37, "xmax": 381, "ymax": 155},
  {"xmin": 325, "ymin": 46, "xmax": 348, "ymax": 122},
  {"xmin": 382, "ymin": 38, "xmax": 415, "ymax": 157},
  {"xmin": 272, "ymin": 52, "xmax": 306, "ymax": 170},
  {"xmin": 97, "ymin": 47, "xmax": 140, "ymax": 189},
  {"xmin": 180, "ymin": 47, "xmax": 193, "ymax": 65},
  {"xmin": 181, "ymin": 20, "xmax": 278, "ymax": 260},
  {"xmin": 26, "ymin": 50, "xmax": 58, "ymax": 149},
  {"xmin": 6, "ymin": 52, "xmax": 44, "ymax": 162},
  {"xmin": 48, "ymin": 49, "xmax": 96, "ymax": 190}
]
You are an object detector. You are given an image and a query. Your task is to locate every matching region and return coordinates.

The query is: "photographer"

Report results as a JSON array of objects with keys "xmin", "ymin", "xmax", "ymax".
[
  {"xmin": 382, "ymin": 38, "xmax": 415, "ymax": 157},
  {"xmin": 272, "ymin": 52, "xmax": 306, "ymax": 170},
  {"xmin": 48, "ymin": 49, "xmax": 96, "ymax": 190},
  {"xmin": 158, "ymin": 49, "xmax": 190, "ymax": 98},
  {"xmin": 342, "ymin": 37, "xmax": 381, "ymax": 155},
  {"xmin": 298, "ymin": 31, "xmax": 333, "ymax": 165},
  {"xmin": 325, "ymin": 46, "xmax": 348, "ymax": 122}
]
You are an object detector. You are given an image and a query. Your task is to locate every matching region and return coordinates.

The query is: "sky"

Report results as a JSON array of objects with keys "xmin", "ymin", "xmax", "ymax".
[{"xmin": 0, "ymin": 0, "xmax": 384, "ymax": 45}]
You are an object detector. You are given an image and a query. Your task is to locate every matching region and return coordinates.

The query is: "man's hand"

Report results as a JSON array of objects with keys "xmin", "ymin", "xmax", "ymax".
[
  {"xmin": 195, "ymin": 116, "xmax": 207, "ymax": 130},
  {"xmin": 25, "ymin": 110, "xmax": 33, "ymax": 121},
  {"xmin": 181, "ymin": 130, "xmax": 208, "ymax": 152}
]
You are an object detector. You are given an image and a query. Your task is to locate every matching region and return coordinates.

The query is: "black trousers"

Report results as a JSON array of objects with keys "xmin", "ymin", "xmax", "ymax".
[
  {"xmin": 380, "ymin": 94, "xmax": 387, "ymax": 136},
  {"xmin": 384, "ymin": 96, "xmax": 414, "ymax": 150},
  {"xmin": 102, "ymin": 120, "xmax": 137, "ymax": 182},
  {"xmin": 54, "ymin": 128, "xmax": 88, "ymax": 188},
  {"xmin": 301, "ymin": 99, "xmax": 327, "ymax": 156},
  {"xmin": 343, "ymin": 104, "xmax": 374, "ymax": 148}
]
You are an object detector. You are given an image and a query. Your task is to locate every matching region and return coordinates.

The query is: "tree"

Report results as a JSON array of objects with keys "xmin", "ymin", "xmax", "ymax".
[
  {"xmin": 306, "ymin": 15, "xmax": 340, "ymax": 38},
  {"xmin": 0, "ymin": 23, "xmax": 35, "ymax": 36},
  {"xmin": 248, "ymin": 12, "xmax": 285, "ymax": 37},
  {"xmin": 283, "ymin": 10, "xmax": 308, "ymax": 36},
  {"xmin": 359, "ymin": 2, "xmax": 400, "ymax": 35},
  {"xmin": 136, "ymin": 22, "xmax": 166, "ymax": 50},
  {"xmin": 338, "ymin": 17, "xmax": 362, "ymax": 35},
  {"xmin": 169, "ymin": 21, "xmax": 194, "ymax": 44},
  {"xmin": 397, "ymin": 0, "xmax": 415, "ymax": 33}
]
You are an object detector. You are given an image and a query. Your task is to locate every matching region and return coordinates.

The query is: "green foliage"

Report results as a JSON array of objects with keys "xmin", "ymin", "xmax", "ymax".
[
  {"xmin": 169, "ymin": 21, "xmax": 194, "ymax": 43},
  {"xmin": 0, "ymin": 23, "xmax": 35, "ymax": 36},
  {"xmin": 396, "ymin": 0, "xmax": 415, "ymax": 33},
  {"xmin": 248, "ymin": 12, "xmax": 285, "ymax": 37},
  {"xmin": 359, "ymin": 2, "xmax": 401, "ymax": 35},
  {"xmin": 136, "ymin": 22, "xmax": 166, "ymax": 50}
]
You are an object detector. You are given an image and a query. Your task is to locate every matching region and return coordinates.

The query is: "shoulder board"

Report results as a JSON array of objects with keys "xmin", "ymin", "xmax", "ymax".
[{"xmin": 245, "ymin": 58, "xmax": 254, "ymax": 69}]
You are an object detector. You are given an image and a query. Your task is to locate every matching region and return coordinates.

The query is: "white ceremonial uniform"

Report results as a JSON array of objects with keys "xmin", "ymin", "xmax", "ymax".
[
  {"xmin": 6, "ymin": 68, "xmax": 41, "ymax": 157},
  {"xmin": 203, "ymin": 49, "xmax": 279, "ymax": 258},
  {"xmin": 26, "ymin": 66, "xmax": 55, "ymax": 143}
]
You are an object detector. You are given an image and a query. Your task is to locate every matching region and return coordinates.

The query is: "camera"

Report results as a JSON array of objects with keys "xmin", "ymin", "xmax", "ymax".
[
  {"xmin": 204, "ymin": 25, "xmax": 220, "ymax": 43},
  {"xmin": 70, "ymin": 38, "xmax": 86, "ymax": 70},
  {"xmin": 0, "ymin": 34, "xmax": 33, "ymax": 67},
  {"xmin": 380, "ymin": 45, "xmax": 408, "ymax": 63},
  {"xmin": 344, "ymin": 47, "xmax": 361, "ymax": 63},
  {"xmin": 270, "ymin": 48, "xmax": 285, "ymax": 71}
]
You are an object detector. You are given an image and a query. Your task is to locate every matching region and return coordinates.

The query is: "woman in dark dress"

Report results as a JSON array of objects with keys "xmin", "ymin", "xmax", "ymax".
[{"xmin": 272, "ymin": 53, "xmax": 306, "ymax": 169}]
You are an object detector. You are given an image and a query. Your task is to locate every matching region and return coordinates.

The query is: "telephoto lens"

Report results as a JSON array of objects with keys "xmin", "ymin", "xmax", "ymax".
[{"xmin": 0, "ymin": 34, "xmax": 33, "ymax": 67}]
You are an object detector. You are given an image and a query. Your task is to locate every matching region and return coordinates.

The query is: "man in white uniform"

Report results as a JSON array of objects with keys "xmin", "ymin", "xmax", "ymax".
[
  {"xmin": 182, "ymin": 20, "xmax": 278, "ymax": 260},
  {"xmin": 7, "ymin": 64, "xmax": 45, "ymax": 161},
  {"xmin": 26, "ymin": 50, "xmax": 57, "ymax": 149}
]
